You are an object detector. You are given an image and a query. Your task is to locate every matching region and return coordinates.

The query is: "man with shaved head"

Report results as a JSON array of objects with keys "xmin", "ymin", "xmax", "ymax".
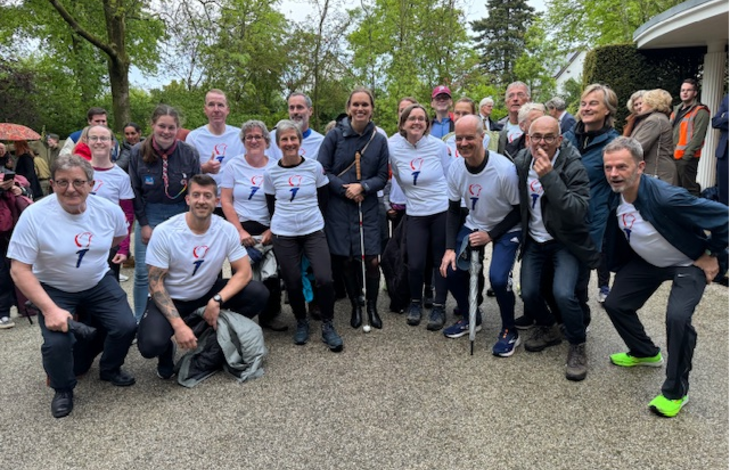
[
  {"xmin": 514, "ymin": 116, "xmax": 599, "ymax": 381},
  {"xmin": 440, "ymin": 115, "xmax": 522, "ymax": 356}
]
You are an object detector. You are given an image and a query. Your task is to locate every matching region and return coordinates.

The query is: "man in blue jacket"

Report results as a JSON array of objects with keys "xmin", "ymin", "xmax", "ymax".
[{"xmin": 602, "ymin": 137, "xmax": 728, "ymax": 418}]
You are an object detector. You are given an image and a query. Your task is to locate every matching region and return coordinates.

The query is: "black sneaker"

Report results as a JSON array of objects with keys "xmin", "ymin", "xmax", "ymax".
[
  {"xmin": 321, "ymin": 321, "xmax": 343, "ymax": 352},
  {"xmin": 426, "ymin": 304, "xmax": 446, "ymax": 331},
  {"xmin": 514, "ymin": 315, "xmax": 535, "ymax": 330},
  {"xmin": 406, "ymin": 301, "xmax": 422, "ymax": 326},
  {"xmin": 100, "ymin": 368, "xmax": 136, "ymax": 387}
]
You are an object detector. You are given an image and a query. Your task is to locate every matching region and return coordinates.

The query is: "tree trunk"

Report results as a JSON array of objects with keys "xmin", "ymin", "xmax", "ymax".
[{"xmin": 108, "ymin": 57, "xmax": 131, "ymax": 133}]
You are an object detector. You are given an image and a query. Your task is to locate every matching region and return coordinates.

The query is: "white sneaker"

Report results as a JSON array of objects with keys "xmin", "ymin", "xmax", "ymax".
[
  {"xmin": 119, "ymin": 274, "xmax": 129, "ymax": 282},
  {"xmin": 0, "ymin": 316, "xmax": 15, "ymax": 329}
]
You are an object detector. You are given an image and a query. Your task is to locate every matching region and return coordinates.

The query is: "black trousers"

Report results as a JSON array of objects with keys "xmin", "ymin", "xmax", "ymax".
[
  {"xmin": 406, "ymin": 212, "xmax": 447, "ymax": 304},
  {"xmin": 137, "ymin": 278, "xmax": 268, "ymax": 360},
  {"xmin": 272, "ymin": 230, "xmax": 335, "ymax": 322},
  {"xmin": 603, "ymin": 256, "xmax": 706, "ymax": 399}
]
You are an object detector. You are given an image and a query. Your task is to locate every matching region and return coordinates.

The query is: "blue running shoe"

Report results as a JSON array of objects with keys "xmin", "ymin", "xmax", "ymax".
[
  {"xmin": 443, "ymin": 310, "xmax": 483, "ymax": 339},
  {"xmin": 492, "ymin": 329, "xmax": 520, "ymax": 357}
]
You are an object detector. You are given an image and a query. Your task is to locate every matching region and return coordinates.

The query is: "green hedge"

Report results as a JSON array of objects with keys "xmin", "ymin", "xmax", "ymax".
[{"xmin": 583, "ymin": 44, "xmax": 706, "ymax": 134}]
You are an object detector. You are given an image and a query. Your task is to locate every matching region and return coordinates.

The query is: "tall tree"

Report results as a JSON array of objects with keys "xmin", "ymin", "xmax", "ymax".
[
  {"xmin": 0, "ymin": 0, "xmax": 163, "ymax": 132},
  {"xmin": 544, "ymin": 0, "xmax": 685, "ymax": 50},
  {"xmin": 472, "ymin": 0, "xmax": 535, "ymax": 88},
  {"xmin": 514, "ymin": 17, "xmax": 563, "ymax": 103}
]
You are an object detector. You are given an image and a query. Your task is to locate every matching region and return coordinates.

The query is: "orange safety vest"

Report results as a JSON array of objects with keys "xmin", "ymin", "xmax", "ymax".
[{"xmin": 671, "ymin": 104, "xmax": 710, "ymax": 159}]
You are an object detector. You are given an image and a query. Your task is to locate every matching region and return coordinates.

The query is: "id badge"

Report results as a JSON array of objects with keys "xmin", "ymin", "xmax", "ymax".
[{"xmin": 144, "ymin": 175, "xmax": 154, "ymax": 185}]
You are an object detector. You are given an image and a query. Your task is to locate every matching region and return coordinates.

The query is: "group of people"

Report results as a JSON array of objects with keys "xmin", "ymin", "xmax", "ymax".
[{"xmin": 1, "ymin": 80, "xmax": 727, "ymax": 421}]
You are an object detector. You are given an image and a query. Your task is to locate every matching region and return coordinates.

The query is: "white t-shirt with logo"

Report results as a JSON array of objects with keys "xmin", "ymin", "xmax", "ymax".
[
  {"xmin": 616, "ymin": 196, "xmax": 692, "ymax": 268},
  {"xmin": 8, "ymin": 195, "xmax": 127, "ymax": 292},
  {"xmin": 388, "ymin": 133, "xmax": 451, "ymax": 216},
  {"xmin": 186, "ymin": 124, "xmax": 245, "ymax": 189},
  {"xmin": 506, "ymin": 122, "xmax": 523, "ymax": 144},
  {"xmin": 92, "ymin": 165, "xmax": 135, "ymax": 204},
  {"xmin": 146, "ymin": 213, "xmax": 248, "ymax": 301},
  {"xmin": 526, "ymin": 151, "xmax": 560, "ymax": 243},
  {"xmin": 447, "ymin": 152, "xmax": 520, "ymax": 234},
  {"xmin": 263, "ymin": 157, "xmax": 329, "ymax": 236},
  {"xmin": 267, "ymin": 128, "xmax": 325, "ymax": 161},
  {"xmin": 220, "ymin": 156, "xmax": 276, "ymax": 226}
]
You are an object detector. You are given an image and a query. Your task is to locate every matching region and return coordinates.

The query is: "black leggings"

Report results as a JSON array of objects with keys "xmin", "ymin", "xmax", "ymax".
[
  {"xmin": 333, "ymin": 254, "xmax": 379, "ymax": 301},
  {"xmin": 273, "ymin": 230, "xmax": 335, "ymax": 321},
  {"xmin": 406, "ymin": 212, "xmax": 447, "ymax": 304}
]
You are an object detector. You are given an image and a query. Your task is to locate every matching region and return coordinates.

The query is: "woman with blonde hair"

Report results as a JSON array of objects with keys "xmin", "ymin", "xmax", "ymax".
[
  {"xmin": 630, "ymin": 88, "xmax": 677, "ymax": 184},
  {"xmin": 623, "ymin": 90, "xmax": 646, "ymax": 136}
]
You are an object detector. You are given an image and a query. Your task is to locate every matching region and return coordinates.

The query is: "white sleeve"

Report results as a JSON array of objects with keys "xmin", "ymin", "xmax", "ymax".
[
  {"xmin": 446, "ymin": 161, "xmax": 461, "ymax": 202},
  {"xmin": 6, "ymin": 211, "xmax": 38, "ymax": 264},
  {"xmin": 439, "ymin": 141, "xmax": 452, "ymax": 176},
  {"xmin": 220, "ymin": 162, "xmax": 235, "ymax": 189},
  {"xmin": 503, "ymin": 164, "xmax": 521, "ymax": 206},
  {"xmin": 314, "ymin": 161, "xmax": 328, "ymax": 188},
  {"xmin": 118, "ymin": 172, "xmax": 135, "ymax": 200},
  {"xmin": 263, "ymin": 169, "xmax": 275, "ymax": 195},
  {"xmin": 145, "ymin": 230, "xmax": 170, "ymax": 269},
  {"xmin": 59, "ymin": 138, "xmax": 75, "ymax": 158},
  {"xmin": 226, "ymin": 225, "xmax": 248, "ymax": 263},
  {"xmin": 112, "ymin": 205, "xmax": 128, "ymax": 237}
]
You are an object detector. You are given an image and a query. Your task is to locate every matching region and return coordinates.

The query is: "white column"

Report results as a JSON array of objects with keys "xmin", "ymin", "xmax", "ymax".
[{"xmin": 698, "ymin": 41, "xmax": 726, "ymax": 190}]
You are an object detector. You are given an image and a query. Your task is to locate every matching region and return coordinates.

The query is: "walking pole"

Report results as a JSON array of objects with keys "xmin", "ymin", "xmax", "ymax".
[
  {"xmin": 468, "ymin": 247, "xmax": 480, "ymax": 355},
  {"xmin": 355, "ymin": 150, "xmax": 370, "ymax": 332}
]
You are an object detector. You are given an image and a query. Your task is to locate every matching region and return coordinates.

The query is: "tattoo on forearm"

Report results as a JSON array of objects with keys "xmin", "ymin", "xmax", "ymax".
[{"xmin": 149, "ymin": 266, "xmax": 180, "ymax": 321}]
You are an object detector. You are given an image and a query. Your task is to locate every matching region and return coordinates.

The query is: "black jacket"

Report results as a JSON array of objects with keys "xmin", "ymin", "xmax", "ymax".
[{"xmin": 514, "ymin": 142, "xmax": 599, "ymax": 267}]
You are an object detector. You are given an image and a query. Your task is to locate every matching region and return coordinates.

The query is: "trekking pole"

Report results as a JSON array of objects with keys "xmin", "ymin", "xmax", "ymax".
[{"xmin": 468, "ymin": 247, "xmax": 480, "ymax": 355}]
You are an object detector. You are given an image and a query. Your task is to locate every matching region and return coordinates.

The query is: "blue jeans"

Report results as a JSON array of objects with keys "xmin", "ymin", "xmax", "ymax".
[
  {"xmin": 447, "ymin": 227, "xmax": 521, "ymax": 329},
  {"xmin": 133, "ymin": 202, "xmax": 188, "ymax": 321},
  {"xmin": 520, "ymin": 238, "xmax": 585, "ymax": 344}
]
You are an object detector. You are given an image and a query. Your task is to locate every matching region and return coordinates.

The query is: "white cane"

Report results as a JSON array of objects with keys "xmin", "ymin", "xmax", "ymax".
[{"xmin": 356, "ymin": 150, "xmax": 370, "ymax": 332}]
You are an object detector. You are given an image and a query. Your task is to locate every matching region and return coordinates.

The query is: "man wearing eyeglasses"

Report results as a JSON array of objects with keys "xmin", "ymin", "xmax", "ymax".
[
  {"xmin": 514, "ymin": 116, "xmax": 599, "ymax": 382},
  {"xmin": 8, "ymin": 155, "xmax": 137, "ymax": 418},
  {"xmin": 498, "ymin": 82, "xmax": 531, "ymax": 158}
]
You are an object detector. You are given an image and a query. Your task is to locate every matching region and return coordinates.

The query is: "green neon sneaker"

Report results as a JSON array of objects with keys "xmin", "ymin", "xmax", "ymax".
[
  {"xmin": 609, "ymin": 352, "xmax": 664, "ymax": 367},
  {"xmin": 649, "ymin": 394, "xmax": 688, "ymax": 417}
]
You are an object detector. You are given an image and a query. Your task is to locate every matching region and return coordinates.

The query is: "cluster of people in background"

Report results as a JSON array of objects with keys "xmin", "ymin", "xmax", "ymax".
[{"xmin": 0, "ymin": 79, "xmax": 727, "ymax": 421}]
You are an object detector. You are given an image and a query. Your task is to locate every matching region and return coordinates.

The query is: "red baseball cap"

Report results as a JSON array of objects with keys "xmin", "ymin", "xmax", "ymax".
[{"xmin": 431, "ymin": 85, "xmax": 452, "ymax": 98}]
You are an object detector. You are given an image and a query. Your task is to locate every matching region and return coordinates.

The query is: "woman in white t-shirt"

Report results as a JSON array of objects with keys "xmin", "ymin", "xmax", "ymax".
[
  {"xmin": 220, "ymin": 120, "xmax": 284, "ymax": 331},
  {"xmin": 263, "ymin": 120, "xmax": 343, "ymax": 352},
  {"xmin": 388, "ymin": 104, "xmax": 452, "ymax": 331},
  {"xmin": 87, "ymin": 125, "xmax": 135, "ymax": 282}
]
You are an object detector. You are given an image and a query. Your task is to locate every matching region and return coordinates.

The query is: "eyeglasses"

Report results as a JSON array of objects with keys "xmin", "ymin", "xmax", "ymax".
[
  {"xmin": 529, "ymin": 134, "xmax": 558, "ymax": 144},
  {"xmin": 507, "ymin": 92, "xmax": 527, "ymax": 100},
  {"xmin": 88, "ymin": 136, "xmax": 111, "ymax": 142},
  {"xmin": 433, "ymin": 95, "xmax": 451, "ymax": 101},
  {"xmin": 53, "ymin": 179, "xmax": 89, "ymax": 189},
  {"xmin": 245, "ymin": 135, "xmax": 264, "ymax": 141}
]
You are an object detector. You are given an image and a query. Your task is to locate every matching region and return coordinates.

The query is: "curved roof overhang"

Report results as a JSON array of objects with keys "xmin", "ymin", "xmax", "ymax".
[{"xmin": 634, "ymin": 0, "xmax": 728, "ymax": 49}]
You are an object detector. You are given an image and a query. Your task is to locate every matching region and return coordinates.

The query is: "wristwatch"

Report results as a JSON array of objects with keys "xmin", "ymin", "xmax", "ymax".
[{"xmin": 212, "ymin": 294, "xmax": 224, "ymax": 306}]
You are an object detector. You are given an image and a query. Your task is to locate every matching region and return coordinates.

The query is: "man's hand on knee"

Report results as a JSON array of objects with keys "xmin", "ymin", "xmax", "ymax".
[{"xmin": 44, "ymin": 307, "xmax": 73, "ymax": 332}]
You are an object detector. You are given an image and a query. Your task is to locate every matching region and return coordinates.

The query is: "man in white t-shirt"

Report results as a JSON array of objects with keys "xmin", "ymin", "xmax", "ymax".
[
  {"xmin": 602, "ymin": 137, "xmax": 728, "ymax": 418},
  {"xmin": 136, "ymin": 174, "xmax": 268, "ymax": 380},
  {"xmin": 268, "ymin": 93, "xmax": 324, "ymax": 161},
  {"xmin": 439, "ymin": 116, "xmax": 522, "ymax": 356},
  {"xmin": 186, "ymin": 89, "xmax": 245, "ymax": 210},
  {"xmin": 8, "ymin": 155, "xmax": 137, "ymax": 419}
]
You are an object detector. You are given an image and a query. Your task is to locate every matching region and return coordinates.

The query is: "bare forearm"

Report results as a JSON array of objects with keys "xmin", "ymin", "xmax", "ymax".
[
  {"xmin": 148, "ymin": 267, "xmax": 183, "ymax": 326},
  {"xmin": 10, "ymin": 262, "xmax": 58, "ymax": 313}
]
